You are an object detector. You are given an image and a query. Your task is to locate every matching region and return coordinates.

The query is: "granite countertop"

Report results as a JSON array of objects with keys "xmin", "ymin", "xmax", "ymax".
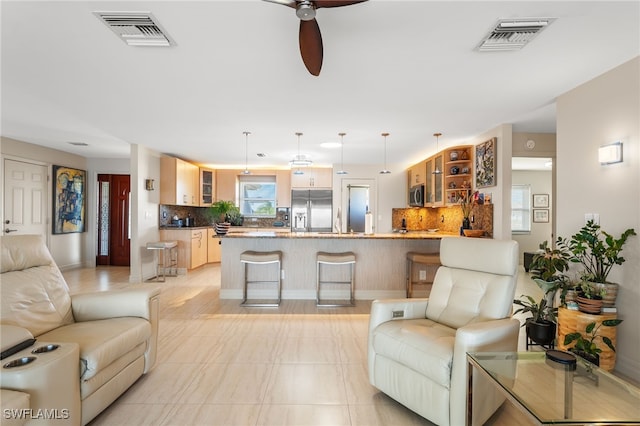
[
  {"xmin": 159, "ymin": 225, "xmax": 212, "ymax": 230},
  {"xmin": 224, "ymin": 231, "xmax": 460, "ymax": 239}
]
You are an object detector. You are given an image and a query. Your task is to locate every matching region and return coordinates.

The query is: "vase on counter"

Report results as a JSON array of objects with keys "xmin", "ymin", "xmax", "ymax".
[
  {"xmin": 215, "ymin": 222, "xmax": 231, "ymax": 236},
  {"xmin": 460, "ymin": 217, "xmax": 471, "ymax": 236}
]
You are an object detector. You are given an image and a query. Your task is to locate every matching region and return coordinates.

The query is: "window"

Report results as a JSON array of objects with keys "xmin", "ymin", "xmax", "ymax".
[
  {"xmin": 511, "ymin": 184, "xmax": 531, "ymax": 233},
  {"xmin": 239, "ymin": 176, "xmax": 276, "ymax": 217}
]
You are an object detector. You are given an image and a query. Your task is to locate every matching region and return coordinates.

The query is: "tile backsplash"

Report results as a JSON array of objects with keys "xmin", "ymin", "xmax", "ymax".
[{"xmin": 159, "ymin": 205, "xmax": 290, "ymax": 228}]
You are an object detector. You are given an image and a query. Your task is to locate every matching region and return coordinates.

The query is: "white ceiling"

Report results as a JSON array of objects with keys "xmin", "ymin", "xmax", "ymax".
[{"xmin": 2, "ymin": 1, "xmax": 639, "ymax": 170}]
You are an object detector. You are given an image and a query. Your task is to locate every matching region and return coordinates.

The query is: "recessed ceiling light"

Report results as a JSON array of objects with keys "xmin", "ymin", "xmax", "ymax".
[{"xmin": 68, "ymin": 142, "xmax": 89, "ymax": 146}]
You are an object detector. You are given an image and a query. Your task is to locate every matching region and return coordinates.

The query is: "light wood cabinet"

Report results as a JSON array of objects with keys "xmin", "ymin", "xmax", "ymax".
[
  {"xmin": 408, "ymin": 161, "xmax": 426, "ymax": 186},
  {"xmin": 276, "ymin": 170, "xmax": 291, "ymax": 207},
  {"xmin": 160, "ymin": 156, "xmax": 200, "ymax": 206},
  {"xmin": 207, "ymin": 228, "xmax": 221, "ymax": 263},
  {"xmin": 290, "ymin": 168, "xmax": 332, "ymax": 188},
  {"xmin": 425, "ymin": 153, "xmax": 444, "ymax": 206},
  {"xmin": 200, "ymin": 168, "xmax": 215, "ymax": 206},
  {"xmin": 444, "ymin": 145, "xmax": 473, "ymax": 204},
  {"xmin": 159, "ymin": 228, "xmax": 208, "ymax": 270},
  {"xmin": 190, "ymin": 229, "xmax": 207, "ymax": 269},
  {"xmin": 215, "ymin": 170, "xmax": 238, "ymax": 202}
]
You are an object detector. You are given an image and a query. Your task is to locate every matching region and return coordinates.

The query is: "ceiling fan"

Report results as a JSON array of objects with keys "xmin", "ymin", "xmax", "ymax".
[{"xmin": 264, "ymin": 0, "xmax": 368, "ymax": 76}]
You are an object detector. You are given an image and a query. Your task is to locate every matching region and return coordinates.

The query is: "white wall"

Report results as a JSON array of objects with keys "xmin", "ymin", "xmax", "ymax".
[
  {"xmin": 557, "ymin": 56, "xmax": 640, "ymax": 380},
  {"xmin": 512, "ymin": 170, "xmax": 553, "ymax": 262},
  {"xmin": 130, "ymin": 144, "xmax": 162, "ymax": 282},
  {"xmin": 1, "ymin": 137, "xmax": 89, "ymax": 269}
]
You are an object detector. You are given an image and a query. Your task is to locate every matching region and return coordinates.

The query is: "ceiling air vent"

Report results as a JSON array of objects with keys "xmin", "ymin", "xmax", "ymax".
[
  {"xmin": 94, "ymin": 12, "xmax": 175, "ymax": 47},
  {"xmin": 477, "ymin": 18, "xmax": 554, "ymax": 52}
]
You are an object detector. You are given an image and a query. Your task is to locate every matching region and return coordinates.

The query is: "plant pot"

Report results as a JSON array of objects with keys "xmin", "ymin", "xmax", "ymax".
[
  {"xmin": 576, "ymin": 295, "xmax": 603, "ymax": 314},
  {"xmin": 215, "ymin": 222, "xmax": 231, "ymax": 236},
  {"xmin": 595, "ymin": 282, "xmax": 618, "ymax": 307},
  {"xmin": 526, "ymin": 319, "xmax": 557, "ymax": 346}
]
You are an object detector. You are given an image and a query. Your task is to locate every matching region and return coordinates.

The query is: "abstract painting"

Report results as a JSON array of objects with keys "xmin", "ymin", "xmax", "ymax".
[
  {"xmin": 53, "ymin": 165, "xmax": 86, "ymax": 234},
  {"xmin": 475, "ymin": 137, "xmax": 496, "ymax": 188}
]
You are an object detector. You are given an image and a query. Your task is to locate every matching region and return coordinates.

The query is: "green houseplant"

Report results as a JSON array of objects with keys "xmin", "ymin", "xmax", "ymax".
[
  {"xmin": 563, "ymin": 319, "xmax": 623, "ymax": 366},
  {"xmin": 513, "ymin": 294, "xmax": 557, "ymax": 346},
  {"xmin": 558, "ymin": 220, "xmax": 636, "ymax": 308},
  {"xmin": 528, "ymin": 240, "xmax": 571, "ymax": 306},
  {"xmin": 209, "ymin": 200, "xmax": 239, "ymax": 235}
]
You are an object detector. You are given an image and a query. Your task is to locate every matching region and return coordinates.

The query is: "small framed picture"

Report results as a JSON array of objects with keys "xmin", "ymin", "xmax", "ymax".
[
  {"xmin": 533, "ymin": 194, "xmax": 549, "ymax": 208},
  {"xmin": 533, "ymin": 209, "xmax": 549, "ymax": 223}
]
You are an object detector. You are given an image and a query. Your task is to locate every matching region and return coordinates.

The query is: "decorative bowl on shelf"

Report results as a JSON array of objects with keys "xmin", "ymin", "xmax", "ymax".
[{"xmin": 463, "ymin": 229, "xmax": 485, "ymax": 238}]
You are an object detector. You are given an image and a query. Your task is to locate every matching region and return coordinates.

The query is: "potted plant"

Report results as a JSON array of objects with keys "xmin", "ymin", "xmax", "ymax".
[
  {"xmin": 209, "ymin": 200, "xmax": 239, "ymax": 235},
  {"xmin": 574, "ymin": 279, "xmax": 606, "ymax": 314},
  {"xmin": 528, "ymin": 240, "xmax": 571, "ymax": 307},
  {"xmin": 558, "ymin": 221, "xmax": 636, "ymax": 307},
  {"xmin": 563, "ymin": 319, "xmax": 623, "ymax": 366},
  {"xmin": 513, "ymin": 294, "xmax": 557, "ymax": 346}
]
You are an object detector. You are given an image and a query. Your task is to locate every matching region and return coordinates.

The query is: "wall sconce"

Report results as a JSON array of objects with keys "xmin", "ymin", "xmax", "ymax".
[
  {"xmin": 145, "ymin": 179, "xmax": 155, "ymax": 191},
  {"xmin": 599, "ymin": 141, "xmax": 623, "ymax": 165}
]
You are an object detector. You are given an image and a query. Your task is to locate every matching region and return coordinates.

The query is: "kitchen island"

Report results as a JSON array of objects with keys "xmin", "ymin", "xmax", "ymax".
[{"xmin": 220, "ymin": 231, "xmax": 458, "ymax": 301}]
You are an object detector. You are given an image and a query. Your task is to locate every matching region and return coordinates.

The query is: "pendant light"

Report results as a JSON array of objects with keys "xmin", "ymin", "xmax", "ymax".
[
  {"xmin": 242, "ymin": 131, "xmax": 251, "ymax": 175},
  {"xmin": 379, "ymin": 132, "xmax": 391, "ymax": 174},
  {"xmin": 290, "ymin": 132, "xmax": 312, "ymax": 175},
  {"xmin": 432, "ymin": 132, "xmax": 443, "ymax": 175},
  {"xmin": 336, "ymin": 132, "xmax": 348, "ymax": 175}
]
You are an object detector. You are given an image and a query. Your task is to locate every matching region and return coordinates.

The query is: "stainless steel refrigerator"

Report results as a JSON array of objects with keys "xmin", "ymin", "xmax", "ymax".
[{"xmin": 291, "ymin": 189, "xmax": 332, "ymax": 232}]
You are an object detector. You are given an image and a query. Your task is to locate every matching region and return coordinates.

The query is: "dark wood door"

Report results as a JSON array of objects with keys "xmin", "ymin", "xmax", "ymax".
[{"xmin": 97, "ymin": 174, "xmax": 130, "ymax": 266}]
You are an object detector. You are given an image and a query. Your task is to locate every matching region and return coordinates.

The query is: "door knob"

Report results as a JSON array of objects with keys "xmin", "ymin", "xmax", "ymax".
[
  {"xmin": 5, "ymin": 228, "xmax": 18, "ymax": 233},
  {"xmin": 5, "ymin": 220, "xmax": 10, "ymax": 224}
]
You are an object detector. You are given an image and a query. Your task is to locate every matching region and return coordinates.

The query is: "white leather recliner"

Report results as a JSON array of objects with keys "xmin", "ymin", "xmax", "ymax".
[
  {"xmin": 368, "ymin": 237, "xmax": 520, "ymax": 426},
  {"xmin": 1, "ymin": 235, "xmax": 160, "ymax": 425}
]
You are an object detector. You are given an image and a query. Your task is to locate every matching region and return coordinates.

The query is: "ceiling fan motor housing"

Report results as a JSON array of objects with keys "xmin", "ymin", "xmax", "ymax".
[{"xmin": 296, "ymin": 1, "xmax": 316, "ymax": 20}]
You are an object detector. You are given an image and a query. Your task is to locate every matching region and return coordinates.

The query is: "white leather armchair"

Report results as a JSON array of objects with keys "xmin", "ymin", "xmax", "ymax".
[
  {"xmin": 1, "ymin": 235, "xmax": 160, "ymax": 426},
  {"xmin": 368, "ymin": 237, "xmax": 520, "ymax": 426}
]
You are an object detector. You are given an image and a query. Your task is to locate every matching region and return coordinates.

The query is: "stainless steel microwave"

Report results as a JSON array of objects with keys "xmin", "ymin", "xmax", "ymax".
[{"xmin": 409, "ymin": 184, "xmax": 424, "ymax": 207}]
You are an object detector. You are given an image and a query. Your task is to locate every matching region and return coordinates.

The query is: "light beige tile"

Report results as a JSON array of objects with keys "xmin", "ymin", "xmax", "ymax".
[
  {"xmin": 257, "ymin": 404, "xmax": 351, "ymax": 426},
  {"xmin": 264, "ymin": 364, "xmax": 347, "ymax": 405},
  {"xmin": 275, "ymin": 336, "xmax": 341, "ymax": 364},
  {"xmin": 348, "ymin": 403, "xmax": 436, "ymax": 426},
  {"xmin": 88, "ymin": 403, "xmax": 172, "ymax": 425},
  {"xmin": 206, "ymin": 363, "xmax": 273, "ymax": 404},
  {"xmin": 178, "ymin": 363, "xmax": 230, "ymax": 404},
  {"xmin": 119, "ymin": 363, "xmax": 205, "ymax": 404},
  {"xmin": 161, "ymin": 403, "xmax": 261, "ymax": 426},
  {"xmin": 342, "ymin": 362, "xmax": 385, "ymax": 405}
]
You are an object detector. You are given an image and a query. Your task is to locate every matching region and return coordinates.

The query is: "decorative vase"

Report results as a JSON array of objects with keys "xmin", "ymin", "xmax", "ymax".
[
  {"xmin": 450, "ymin": 151, "xmax": 459, "ymax": 161},
  {"xmin": 460, "ymin": 150, "xmax": 469, "ymax": 160},
  {"xmin": 595, "ymin": 282, "xmax": 618, "ymax": 308},
  {"xmin": 576, "ymin": 295, "xmax": 603, "ymax": 314},
  {"xmin": 460, "ymin": 217, "xmax": 471, "ymax": 236},
  {"xmin": 215, "ymin": 222, "xmax": 231, "ymax": 236}
]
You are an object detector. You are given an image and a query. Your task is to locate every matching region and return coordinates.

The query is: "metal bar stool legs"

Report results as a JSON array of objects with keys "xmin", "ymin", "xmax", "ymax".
[
  {"xmin": 240, "ymin": 250, "xmax": 282, "ymax": 307},
  {"xmin": 406, "ymin": 252, "xmax": 440, "ymax": 298},
  {"xmin": 316, "ymin": 251, "xmax": 356, "ymax": 307},
  {"xmin": 145, "ymin": 241, "xmax": 178, "ymax": 282}
]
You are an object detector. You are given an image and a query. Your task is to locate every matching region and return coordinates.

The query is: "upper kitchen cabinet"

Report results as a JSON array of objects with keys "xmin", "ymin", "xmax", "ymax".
[
  {"xmin": 290, "ymin": 167, "xmax": 332, "ymax": 189},
  {"xmin": 215, "ymin": 170, "xmax": 238, "ymax": 202},
  {"xmin": 408, "ymin": 161, "xmax": 426, "ymax": 187},
  {"xmin": 199, "ymin": 168, "xmax": 215, "ymax": 206},
  {"xmin": 160, "ymin": 156, "xmax": 200, "ymax": 206},
  {"xmin": 425, "ymin": 153, "xmax": 444, "ymax": 207},
  {"xmin": 444, "ymin": 145, "xmax": 473, "ymax": 204},
  {"xmin": 276, "ymin": 170, "xmax": 291, "ymax": 207}
]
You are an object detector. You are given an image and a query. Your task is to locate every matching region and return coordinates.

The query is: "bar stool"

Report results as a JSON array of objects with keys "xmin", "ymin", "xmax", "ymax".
[
  {"xmin": 240, "ymin": 250, "xmax": 282, "ymax": 307},
  {"xmin": 145, "ymin": 241, "xmax": 178, "ymax": 282},
  {"xmin": 316, "ymin": 251, "xmax": 356, "ymax": 307},
  {"xmin": 406, "ymin": 252, "xmax": 440, "ymax": 298}
]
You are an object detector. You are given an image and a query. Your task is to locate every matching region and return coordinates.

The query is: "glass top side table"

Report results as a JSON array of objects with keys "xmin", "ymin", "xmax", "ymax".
[{"xmin": 466, "ymin": 351, "xmax": 640, "ymax": 425}]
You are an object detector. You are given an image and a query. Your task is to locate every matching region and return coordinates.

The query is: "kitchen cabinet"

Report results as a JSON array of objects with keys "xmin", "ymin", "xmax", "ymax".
[
  {"xmin": 216, "ymin": 169, "xmax": 238, "ymax": 202},
  {"xmin": 200, "ymin": 168, "xmax": 215, "ymax": 206},
  {"xmin": 408, "ymin": 161, "xmax": 426, "ymax": 186},
  {"xmin": 159, "ymin": 228, "xmax": 208, "ymax": 270},
  {"xmin": 160, "ymin": 156, "xmax": 200, "ymax": 206},
  {"xmin": 207, "ymin": 228, "xmax": 221, "ymax": 263},
  {"xmin": 425, "ymin": 153, "xmax": 444, "ymax": 206},
  {"xmin": 290, "ymin": 168, "xmax": 332, "ymax": 189},
  {"xmin": 276, "ymin": 170, "xmax": 291, "ymax": 207},
  {"xmin": 444, "ymin": 145, "xmax": 473, "ymax": 204}
]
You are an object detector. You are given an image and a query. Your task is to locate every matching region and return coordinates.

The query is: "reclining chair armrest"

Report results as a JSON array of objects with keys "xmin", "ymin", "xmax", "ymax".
[
  {"xmin": 71, "ymin": 285, "xmax": 161, "ymax": 322},
  {"xmin": 368, "ymin": 298, "xmax": 429, "ymax": 335},
  {"xmin": 450, "ymin": 318, "xmax": 520, "ymax": 426}
]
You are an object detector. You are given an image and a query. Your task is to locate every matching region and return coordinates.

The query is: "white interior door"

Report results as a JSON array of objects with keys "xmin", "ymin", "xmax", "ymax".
[{"xmin": 3, "ymin": 159, "xmax": 48, "ymax": 236}]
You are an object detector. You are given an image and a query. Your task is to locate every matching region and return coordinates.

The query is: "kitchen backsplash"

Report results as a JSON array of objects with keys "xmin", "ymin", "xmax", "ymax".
[
  {"xmin": 159, "ymin": 205, "xmax": 290, "ymax": 228},
  {"xmin": 392, "ymin": 203, "xmax": 494, "ymax": 237}
]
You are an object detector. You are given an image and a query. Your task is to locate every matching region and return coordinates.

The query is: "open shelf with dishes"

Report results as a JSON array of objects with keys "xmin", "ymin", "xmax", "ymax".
[{"xmin": 444, "ymin": 145, "xmax": 473, "ymax": 204}]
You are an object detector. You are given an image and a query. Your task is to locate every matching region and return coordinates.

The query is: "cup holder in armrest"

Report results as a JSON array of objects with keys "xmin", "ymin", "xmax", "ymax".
[
  {"xmin": 32, "ymin": 344, "xmax": 60, "ymax": 354},
  {"xmin": 3, "ymin": 356, "xmax": 36, "ymax": 368}
]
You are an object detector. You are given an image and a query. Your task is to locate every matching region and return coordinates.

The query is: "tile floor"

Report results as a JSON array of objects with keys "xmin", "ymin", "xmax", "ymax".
[{"xmin": 63, "ymin": 263, "xmax": 541, "ymax": 426}]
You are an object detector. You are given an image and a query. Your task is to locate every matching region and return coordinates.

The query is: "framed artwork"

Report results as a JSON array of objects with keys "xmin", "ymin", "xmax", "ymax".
[
  {"xmin": 533, "ymin": 193, "xmax": 549, "ymax": 208},
  {"xmin": 533, "ymin": 209, "xmax": 549, "ymax": 223},
  {"xmin": 53, "ymin": 165, "xmax": 86, "ymax": 234},
  {"xmin": 475, "ymin": 137, "xmax": 496, "ymax": 188}
]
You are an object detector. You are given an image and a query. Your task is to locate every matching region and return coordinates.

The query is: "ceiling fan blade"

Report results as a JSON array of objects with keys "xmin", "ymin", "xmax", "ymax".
[
  {"xmin": 314, "ymin": 0, "xmax": 368, "ymax": 8},
  {"xmin": 299, "ymin": 19, "xmax": 323, "ymax": 76},
  {"xmin": 262, "ymin": 0, "xmax": 296, "ymax": 8}
]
